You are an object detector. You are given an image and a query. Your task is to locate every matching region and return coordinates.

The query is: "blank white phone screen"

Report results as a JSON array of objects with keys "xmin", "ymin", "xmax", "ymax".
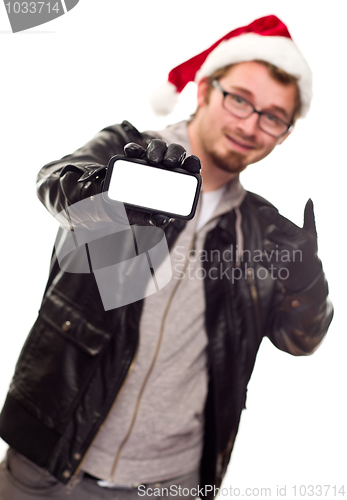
[{"xmin": 108, "ymin": 160, "xmax": 199, "ymax": 217}]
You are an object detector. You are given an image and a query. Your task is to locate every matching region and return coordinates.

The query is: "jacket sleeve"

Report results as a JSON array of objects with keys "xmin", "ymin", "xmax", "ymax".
[
  {"xmin": 244, "ymin": 191, "xmax": 334, "ymax": 356},
  {"xmin": 266, "ymin": 270, "xmax": 333, "ymax": 355},
  {"xmin": 36, "ymin": 122, "xmax": 144, "ymax": 225}
]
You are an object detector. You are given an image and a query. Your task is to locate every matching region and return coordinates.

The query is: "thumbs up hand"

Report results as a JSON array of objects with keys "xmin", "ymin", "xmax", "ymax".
[{"xmin": 259, "ymin": 200, "xmax": 323, "ymax": 292}]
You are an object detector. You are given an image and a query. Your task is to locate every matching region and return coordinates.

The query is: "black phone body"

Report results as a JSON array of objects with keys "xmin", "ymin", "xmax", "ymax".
[{"xmin": 102, "ymin": 155, "xmax": 202, "ymax": 220}]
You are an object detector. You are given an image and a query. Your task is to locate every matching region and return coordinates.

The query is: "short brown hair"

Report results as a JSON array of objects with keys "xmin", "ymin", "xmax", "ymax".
[{"xmin": 193, "ymin": 60, "xmax": 302, "ymax": 122}]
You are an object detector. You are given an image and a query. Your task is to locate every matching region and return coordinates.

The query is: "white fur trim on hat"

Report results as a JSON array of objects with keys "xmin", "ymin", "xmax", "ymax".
[
  {"xmin": 149, "ymin": 81, "xmax": 178, "ymax": 117},
  {"xmin": 196, "ymin": 33, "xmax": 312, "ymax": 116}
]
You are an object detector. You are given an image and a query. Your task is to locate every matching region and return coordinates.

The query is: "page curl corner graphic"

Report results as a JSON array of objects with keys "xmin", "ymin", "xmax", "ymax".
[
  {"xmin": 53, "ymin": 195, "xmax": 172, "ymax": 312},
  {"xmin": 4, "ymin": 0, "xmax": 80, "ymax": 33}
]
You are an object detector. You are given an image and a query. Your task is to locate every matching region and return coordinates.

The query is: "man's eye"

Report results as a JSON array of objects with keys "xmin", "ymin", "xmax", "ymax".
[
  {"xmin": 231, "ymin": 94, "xmax": 246, "ymax": 105},
  {"xmin": 264, "ymin": 113, "xmax": 281, "ymax": 124}
]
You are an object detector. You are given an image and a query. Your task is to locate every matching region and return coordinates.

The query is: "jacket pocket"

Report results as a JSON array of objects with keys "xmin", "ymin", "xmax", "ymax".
[
  {"xmin": 1, "ymin": 448, "xmax": 63, "ymax": 495},
  {"xmin": 12, "ymin": 290, "xmax": 111, "ymax": 424}
]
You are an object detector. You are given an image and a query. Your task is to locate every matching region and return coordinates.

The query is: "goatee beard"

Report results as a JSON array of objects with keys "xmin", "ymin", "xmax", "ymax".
[{"xmin": 208, "ymin": 149, "xmax": 248, "ymax": 174}]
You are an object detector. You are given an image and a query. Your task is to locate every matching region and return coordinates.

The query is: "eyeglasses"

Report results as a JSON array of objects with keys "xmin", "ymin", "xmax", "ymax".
[{"xmin": 212, "ymin": 80, "xmax": 293, "ymax": 138}]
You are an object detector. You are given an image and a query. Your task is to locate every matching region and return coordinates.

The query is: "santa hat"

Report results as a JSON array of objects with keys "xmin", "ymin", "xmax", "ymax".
[{"xmin": 150, "ymin": 15, "xmax": 312, "ymax": 117}]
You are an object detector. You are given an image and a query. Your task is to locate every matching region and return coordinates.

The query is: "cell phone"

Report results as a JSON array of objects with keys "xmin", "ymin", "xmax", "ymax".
[{"xmin": 102, "ymin": 155, "xmax": 202, "ymax": 220}]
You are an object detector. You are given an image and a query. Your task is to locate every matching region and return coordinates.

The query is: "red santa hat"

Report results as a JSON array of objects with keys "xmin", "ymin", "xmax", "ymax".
[{"xmin": 150, "ymin": 15, "xmax": 312, "ymax": 117}]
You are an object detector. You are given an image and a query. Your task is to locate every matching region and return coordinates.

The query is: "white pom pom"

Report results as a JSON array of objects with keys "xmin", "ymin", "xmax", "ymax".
[{"xmin": 149, "ymin": 82, "xmax": 179, "ymax": 116}]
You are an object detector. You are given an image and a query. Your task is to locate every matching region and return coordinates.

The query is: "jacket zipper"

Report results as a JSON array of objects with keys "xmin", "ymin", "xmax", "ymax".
[
  {"xmin": 108, "ymin": 229, "xmax": 199, "ymax": 483},
  {"xmin": 66, "ymin": 221, "xmax": 163, "ymax": 487}
]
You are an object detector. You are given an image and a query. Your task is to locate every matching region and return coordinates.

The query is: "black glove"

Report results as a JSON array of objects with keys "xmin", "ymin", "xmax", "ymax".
[
  {"xmin": 259, "ymin": 199, "xmax": 322, "ymax": 292},
  {"xmin": 123, "ymin": 139, "xmax": 201, "ymax": 229}
]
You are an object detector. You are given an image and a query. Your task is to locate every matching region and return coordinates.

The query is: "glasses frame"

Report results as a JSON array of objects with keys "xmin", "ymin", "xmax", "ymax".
[{"xmin": 212, "ymin": 80, "xmax": 293, "ymax": 138}]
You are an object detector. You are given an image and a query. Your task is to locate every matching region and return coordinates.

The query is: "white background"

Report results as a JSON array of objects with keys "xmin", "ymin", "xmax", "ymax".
[{"xmin": 0, "ymin": 0, "xmax": 345, "ymax": 496}]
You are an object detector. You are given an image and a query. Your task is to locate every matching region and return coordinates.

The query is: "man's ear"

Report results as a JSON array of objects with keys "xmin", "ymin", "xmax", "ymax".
[{"xmin": 196, "ymin": 78, "xmax": 211, "ymax": 108}]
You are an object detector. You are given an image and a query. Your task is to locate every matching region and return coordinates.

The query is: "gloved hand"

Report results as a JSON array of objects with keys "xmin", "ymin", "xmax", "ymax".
[
  {"xmin": 123, "ymin": 139, "xmax": 201, "ymax": 228},
  {"xmin": 259, "ymin": 199, "xmax": 322, "ymax": 292}
]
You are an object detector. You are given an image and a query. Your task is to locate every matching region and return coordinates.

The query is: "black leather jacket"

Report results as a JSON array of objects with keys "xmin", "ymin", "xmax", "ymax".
[{"xmin": 0, "ymin": 121, "xmax": 333, "ymax": 498}]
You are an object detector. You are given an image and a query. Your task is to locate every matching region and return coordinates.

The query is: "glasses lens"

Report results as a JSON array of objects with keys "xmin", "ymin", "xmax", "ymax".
[
  {"xmin": 223, "ymin": 94, "xmax": 253, "ymax": 118},
  {"xmin": 259, "ymin": 113, "xmax": 288, "ymax": 137}
]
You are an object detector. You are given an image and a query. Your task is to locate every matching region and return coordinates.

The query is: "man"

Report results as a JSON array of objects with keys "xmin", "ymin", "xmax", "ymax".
[{"xmin": 0, "ymin": 15, "xmax": 333, "ymax": 500}]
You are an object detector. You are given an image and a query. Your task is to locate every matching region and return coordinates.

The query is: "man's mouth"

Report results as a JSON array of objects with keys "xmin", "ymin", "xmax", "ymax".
[{"xmin": 225, "ymin": 134, "xmax": 256, "ymax": 152}]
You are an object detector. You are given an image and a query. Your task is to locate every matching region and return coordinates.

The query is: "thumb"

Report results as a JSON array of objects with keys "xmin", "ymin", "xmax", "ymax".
[
  {"xmin": 124, "ymin": 142, "xmax": 146, "ymax": 158},
  {"xmin": 303, "ymin": 199, "xmax": 317, "ymax": 235}
]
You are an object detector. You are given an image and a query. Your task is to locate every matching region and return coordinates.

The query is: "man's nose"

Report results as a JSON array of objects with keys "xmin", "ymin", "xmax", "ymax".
[{"xmin": 235, "ymin": 111, "xmax": 259, "ymax": 136}]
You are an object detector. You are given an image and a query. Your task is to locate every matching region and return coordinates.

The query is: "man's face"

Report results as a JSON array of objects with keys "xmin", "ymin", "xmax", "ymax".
[{"xmin": 194, "ymin": 61, "xmax": 298, "ymax": 174}]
